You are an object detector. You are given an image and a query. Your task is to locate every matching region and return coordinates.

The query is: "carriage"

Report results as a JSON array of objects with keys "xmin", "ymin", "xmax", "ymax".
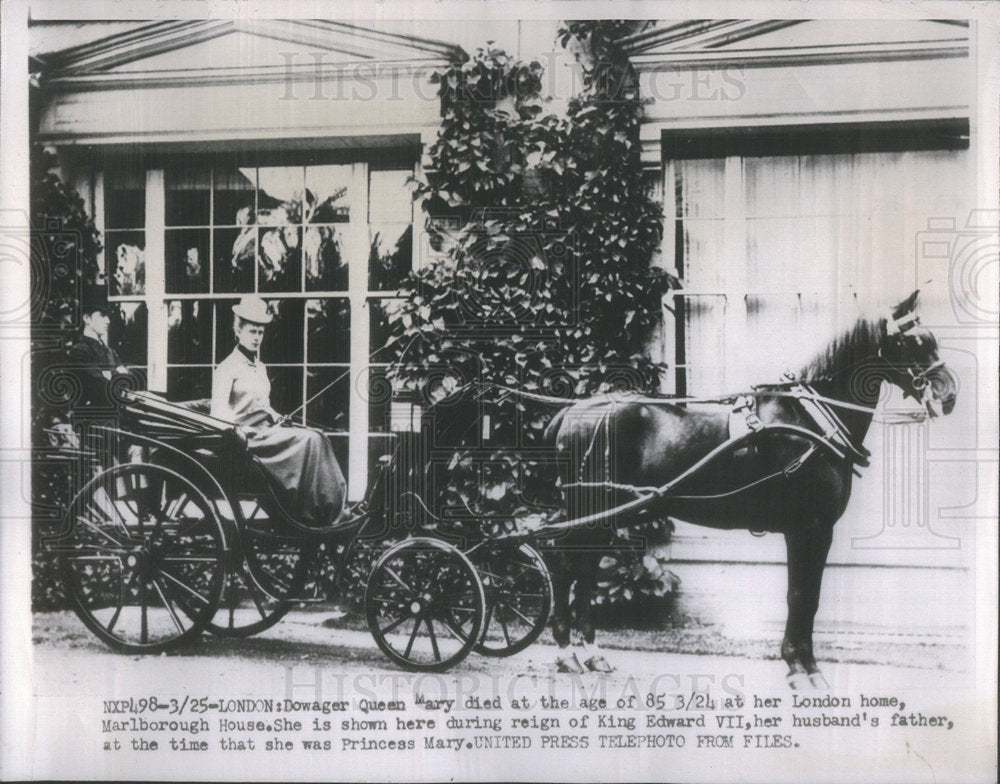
[{"xmin": 48, "ymin": 389, "xmax": 553, "ymax": 672}]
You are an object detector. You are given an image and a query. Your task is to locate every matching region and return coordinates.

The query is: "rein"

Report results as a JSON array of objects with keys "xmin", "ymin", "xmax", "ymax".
[{"xmin": 490, "ymin": 382, "xmax": 881, "ymax": 416}]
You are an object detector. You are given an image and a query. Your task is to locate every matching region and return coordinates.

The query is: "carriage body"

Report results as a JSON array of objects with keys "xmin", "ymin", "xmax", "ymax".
[{"xmin": 50, "ymin": 390, "xmax": 551, "ymax": 670}]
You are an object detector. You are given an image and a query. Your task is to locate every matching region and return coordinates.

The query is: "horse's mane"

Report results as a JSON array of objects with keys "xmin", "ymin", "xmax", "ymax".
[{"xmin": 797, "ymin": 314, "xmax": 885, "ymax": 383}]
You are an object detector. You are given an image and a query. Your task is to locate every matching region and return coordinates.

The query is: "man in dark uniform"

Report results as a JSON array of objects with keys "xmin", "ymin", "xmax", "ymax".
[{"xmin": 67, "ymin": 286, "xmax": 132, "ymax": 412}]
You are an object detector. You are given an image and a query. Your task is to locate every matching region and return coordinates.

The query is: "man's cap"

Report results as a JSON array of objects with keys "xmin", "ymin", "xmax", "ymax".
[{"xmin": 80, "ymin": 283, "xmax": 110, "ymax": 317}]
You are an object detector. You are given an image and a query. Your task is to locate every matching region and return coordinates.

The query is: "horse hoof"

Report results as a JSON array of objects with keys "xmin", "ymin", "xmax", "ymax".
[
  {"xmin": 555, "ymin": 653, "xmax": 585, "ymax": 674},
  {"xmin": 584, "ymin": 655, "xmax": 614, "ymax": 674},
  {"xmin": 786, "ymin": 671, "xmax": 810, "ymax": 690},
  {"xmin": 808, "ymin": 671, "xmax": 830, "ymax": 690}
]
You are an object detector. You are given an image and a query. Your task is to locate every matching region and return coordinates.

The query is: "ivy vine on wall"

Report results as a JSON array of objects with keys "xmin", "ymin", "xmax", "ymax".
[{"xmin": 383, "ymin": 21, "xmax": 680, "ymax": 613}]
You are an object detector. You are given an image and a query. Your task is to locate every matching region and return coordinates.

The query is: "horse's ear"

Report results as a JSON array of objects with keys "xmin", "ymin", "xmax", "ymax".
[{"xmin": 892, "ymin": 289, "xmax": 920, "ymax": 320}]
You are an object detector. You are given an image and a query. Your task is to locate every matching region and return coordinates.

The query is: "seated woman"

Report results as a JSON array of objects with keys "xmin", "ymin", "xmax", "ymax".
[{"xmin": 211, "ymin": 296, "xmax": 346, "ymax": 527}]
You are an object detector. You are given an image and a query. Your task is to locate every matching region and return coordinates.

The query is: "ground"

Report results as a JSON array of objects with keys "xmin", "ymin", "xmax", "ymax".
[{"xmin": 32, "ymin": 603, "xmax": 964, "ymax": 678}]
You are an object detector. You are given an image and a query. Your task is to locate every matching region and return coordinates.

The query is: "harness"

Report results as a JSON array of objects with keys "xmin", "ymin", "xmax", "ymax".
[{"xmin": 780, "ymin": 374, "xmax": 872, "ymax": 472}]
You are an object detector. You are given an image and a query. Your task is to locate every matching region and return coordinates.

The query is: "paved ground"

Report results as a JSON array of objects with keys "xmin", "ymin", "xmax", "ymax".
[{"xmin": 32, "ymin": 606, "xmax": 968, "ymax": 689}]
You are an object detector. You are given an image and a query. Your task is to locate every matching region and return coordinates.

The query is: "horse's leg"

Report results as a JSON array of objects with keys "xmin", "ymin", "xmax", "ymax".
[
  {"xmin": 551, "ymin": 549, "xmax": 584, "ymax": 674},
  {"xmin": 782, "ymin": 521, "xmax": 834, "ymax": 690},
  {"xmin": 576, "ymin": 547, "xmax": 613, "ymax": 673}
]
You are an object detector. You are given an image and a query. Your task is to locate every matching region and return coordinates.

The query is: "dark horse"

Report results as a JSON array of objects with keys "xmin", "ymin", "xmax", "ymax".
[{"xmin": 543, "ymin": 291, "xmax": 958, "ymax": 688}]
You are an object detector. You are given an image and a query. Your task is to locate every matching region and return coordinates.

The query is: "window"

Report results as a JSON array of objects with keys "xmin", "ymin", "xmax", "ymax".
[
  {"xmin": 102, "ymin": 154, "xmax": 416, "ymax": 499},
  {"xmin": 664, "ymin": 125, "xmax": 969, "ymax": 394}
]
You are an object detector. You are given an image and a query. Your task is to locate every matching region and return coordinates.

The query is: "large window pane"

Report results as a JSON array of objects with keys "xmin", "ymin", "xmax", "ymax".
[
  {"xmin": 306, "ymin": 165, "xmax": 352, "ymax": 223},
  {"xmin": 306, "ymin": 368, "xmax": 350, "ymax": 432},
  {"xmin": 111, "ymin": 301, "xmax": 148, "ymax": 365},
  {"xmin": 260, "ymin": 298, "xmax": 304, "ymax": 365},
  {"xmin": 267, "ymin": 366, "xmax": 304, "ymax": 421},
  {"xmin": 329, "ymin": 435, "xmax": 349, "ymax": 485},
  {"xmin": 365, "ymin": 366, "xmax": 392, "ymax": 433},
  {"xmin": 675, "ymin": 159, "xmax": 725, "ymax": 219},
  {"xmin": 256, "ymin": 166, "xmax": 303, "ymax": 223},
  {"xmin": 744, "ymin": 156, "xmax": 800, "ymax": 218},
  {"xmin": 214, "ymin": 226, "xmax": 254, "ymax": 293},
  {"xmin": 678, "ymin": 219, "xmax": 725, "ymax": 290},
  {"xmin": 258, "ymin": 226, "xmax": 302, "ymax": 292},
  {"xmin": 167, "ymin": 299, "xmax": 212, "ymax": 364},
  {"xmin": 165, "ymin": 168, "xmax": 211, "ymax": 227},
  {"xmin": 368, "ymin": 169, "xmax": 413, "ymax": 224},
  {"xmin": 166, "ymin": 367, "xmax": 212, "ymax": 402},
  {"xmin": 368, "ymin": 223, "xmax": 412, "ymax": 291},
  {"xmin": 304, "ymin": 225, "xmax": 348, "ymax": 291},
  {"xmin": 306, "ymin": 298, "xmax": 350, "ymax": 363},
  {"xmin": 214, "ymin": 167, "xmax": 256, "ymax": 227},
  {"xmin": 106, "ymin": 231, "xmax": 145, "ymax": 296},
  {"xmin": 368, "ymin": 300, "xmax": 393, "ymax": 354},
  {"xmin": 213, "ymin": 298, "xmax": 240, "ymax": 363},
  {"xmin": 165, "ymin": 228, "xmax": 210, "ymax": 293},
  {"xmin": 105, "ymin": 168, "xmax": 145, "ymax": 229}
]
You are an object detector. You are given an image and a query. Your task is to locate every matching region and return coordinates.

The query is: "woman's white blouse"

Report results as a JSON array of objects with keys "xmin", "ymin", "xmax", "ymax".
[{"xmin": 211, "ymin": 348, "xmax": 273, "ymax": 423}]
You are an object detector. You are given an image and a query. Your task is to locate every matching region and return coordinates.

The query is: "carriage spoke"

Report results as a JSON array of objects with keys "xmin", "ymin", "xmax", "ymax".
[
  {"xmin": 170, "ymin": 514, "xmax": 210, "ymax": 542},
  {"xmin": 151, "ymin": 577, "xmax": 187, "ymax": 635},
  {"xmin": 157, "ymin": 566, "xmax": 212, "ymax": 606},
  {"xmin": 140, "ymin": 580, "xmax": 149, "ymax": 645},
  {"xmin": 481, "ymin": 602, "xmax": 494, "ymax": 638},
  {"xmin": 370, "ymin": 593, "xmax": 405, "ymax": 605},
  {"xmin": 497, "ymin": 610, "xmax": 512, "ymax": 647},
  {"xmin": 105, "ymin": 602, "xmax": 123, "ymax": 635},
  {"xmin": 165, "ymin": 491, "xmax": 190, "ymax": 522},
  {"xmin": 436, "ymin": 617, "xmax": 466, "ymax": 643},
  {"xmin": 88, "ymin": 490, "xmax": 130, "ymax": 538},
  {"xmin": 403, "ymin": 619, "xmax": 421, "ymax": 659},
  {"xmin": 426, "ymin": 619, "xmax": 441, "ymax": 662},
  {"xmin": 247, "ymin": 583, "xmax": 269, "ymax": 620},
  {"xmin": 504, "ymin": 602, "xmax": 534, "ymax": 627},
  {"xmin": 160, "ymin": 557, "xmax": 216, "ymax": 588},
  {"xmin": 77, "ymin": 514, "xmax": 128, "ymax": 549},
  {"xmin": 263, "ymin": 570, "xmax": 292, "ymax": 595},
  {"xmin": 384, "ymin": 566, "xmax": 415, "ymax": 595},
  {"xmin": 378, "ymin": 612, "xmax": 409, "ymax": 636}
]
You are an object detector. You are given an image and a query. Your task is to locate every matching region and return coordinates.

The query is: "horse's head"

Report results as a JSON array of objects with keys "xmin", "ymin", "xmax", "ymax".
[{"xmin": 879, "ymin": 290, "xmax": 958, "ymax": 417}]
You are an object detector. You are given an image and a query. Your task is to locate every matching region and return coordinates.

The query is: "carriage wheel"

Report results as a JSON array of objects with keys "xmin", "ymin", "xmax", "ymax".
[
  {"xmin": 469, "ymin": 542, "xmax": 552, "ymax": 657},
  {"xmin": 208, "ymin": 526, "xmax": 311, "ymax": 638},
  {"xmin": 58, "ymin": 463, "xmax": 227, "ymax": 654},
  {"xmin": 365, "ymin": 538, "xmax": 484, "ymax": 672}
]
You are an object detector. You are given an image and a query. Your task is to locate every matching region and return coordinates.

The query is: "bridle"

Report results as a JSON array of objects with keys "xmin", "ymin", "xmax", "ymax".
[{"xmin": 881, "ymin": 309, "xmax": 947, "ymax": 403}]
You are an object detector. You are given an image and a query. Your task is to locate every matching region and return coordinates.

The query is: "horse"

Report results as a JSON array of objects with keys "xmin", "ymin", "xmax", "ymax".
[{"xmin": 542, "ymin": 291, "xmax": 958, "ymax": 688}]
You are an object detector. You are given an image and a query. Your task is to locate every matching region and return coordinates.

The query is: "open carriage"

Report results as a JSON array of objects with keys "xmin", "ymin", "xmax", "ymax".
[{"xmin": 48, "ymin": 390, "xmax": 552, "ymax": 672}]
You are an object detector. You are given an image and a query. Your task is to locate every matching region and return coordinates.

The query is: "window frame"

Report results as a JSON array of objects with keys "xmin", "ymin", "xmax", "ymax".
[{"xmin": 98, "ymin": 152, "xmax": 418, "ymax": 501}]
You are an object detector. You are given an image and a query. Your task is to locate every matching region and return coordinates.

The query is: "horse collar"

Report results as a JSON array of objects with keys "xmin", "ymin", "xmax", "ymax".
[{"xmin": 788, "ymin": 381, "xmax": 872, "ymax": 470}]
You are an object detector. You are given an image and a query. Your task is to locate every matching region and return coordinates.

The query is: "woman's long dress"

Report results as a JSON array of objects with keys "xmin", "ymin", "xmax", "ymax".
[{"xmin": 211, "ymin": 347, "xmax": 346, "ymax": 527}]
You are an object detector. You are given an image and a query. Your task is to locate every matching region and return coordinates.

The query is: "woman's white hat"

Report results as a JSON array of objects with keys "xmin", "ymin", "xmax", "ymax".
[{"xmin": 232, "ymin": 296, "xmax": 273, "ymax": 324}]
